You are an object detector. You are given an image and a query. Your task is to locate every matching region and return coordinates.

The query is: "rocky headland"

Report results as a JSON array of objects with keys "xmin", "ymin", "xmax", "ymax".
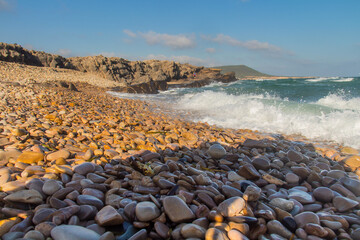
[
  {"xmin": 0, "ymin": 42, "xmax": 236, "ymax": 94},
  {"xmin": 0, "ymin": 43, "xmax": 360, "ymax": 240}
]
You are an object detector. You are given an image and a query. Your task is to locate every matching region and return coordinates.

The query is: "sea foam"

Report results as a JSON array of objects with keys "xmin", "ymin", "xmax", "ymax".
[{"xmin": 175, "ymin": 91, "xmax": 360, "ymax": 148}]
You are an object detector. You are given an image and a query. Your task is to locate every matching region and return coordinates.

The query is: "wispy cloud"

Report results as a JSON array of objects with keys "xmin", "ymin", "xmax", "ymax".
[
  {"xmin": 204, "ymin": 34, "xmax": 290, "ymax": 55},
  {"xmin": 124, "ymin": 30, "xmax": 196, "ymax": 50},
  {"xmin": 206, "ymin": 48, "xmax": 216, "ymax": 53},
  {"xmin": 145, "ymin": 54, "xmax": 214, "ymax": 66},
  {"xmin": 56, "ymin": 49, "xmax": 72, "ymax": 57}
]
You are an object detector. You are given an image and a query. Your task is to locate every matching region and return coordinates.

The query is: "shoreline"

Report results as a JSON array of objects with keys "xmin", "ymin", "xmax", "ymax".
[{"xmin": 1, "ymin": 63, "xmax": 360, "ymax": 239}]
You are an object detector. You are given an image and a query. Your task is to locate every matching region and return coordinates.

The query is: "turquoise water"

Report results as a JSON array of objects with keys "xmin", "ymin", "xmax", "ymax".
[{"xmin": 109, "ymin": 76, "xmax": 360, "ymax": 148}]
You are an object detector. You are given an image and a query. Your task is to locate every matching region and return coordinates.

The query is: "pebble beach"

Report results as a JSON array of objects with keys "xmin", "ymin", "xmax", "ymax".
[{"xmin": 1, "ymin": 71, "xmax": 360, "ymax": 240}]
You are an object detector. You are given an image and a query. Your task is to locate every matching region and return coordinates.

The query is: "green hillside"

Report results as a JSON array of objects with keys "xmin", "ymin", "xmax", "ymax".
[{"xmin": 214, "ymin": 65, "xmax": 271, "ymax": 78}]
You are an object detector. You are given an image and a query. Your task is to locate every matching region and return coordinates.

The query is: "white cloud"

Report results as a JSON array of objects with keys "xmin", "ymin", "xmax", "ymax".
[
  {"xmin": 204, "ymin": 34, "xmax": 288, "ymax": 54},
  {"xmin": 56, "ymin": 49, "xmax": 72, "ymax": 57},
  {"xmin": 145, "ymin": 54, "xmax": 214, "ymax": 66},
  {"xmin": 123, "ymin": 29, "xmax": 137, "ymax": 38},
  {"xmin": 124, "ymin": 30, "xmax": 196, "ymax": 50},
  {"xmin": 206, "ymin": 48, "xmax": 216, "ymax": 53}
]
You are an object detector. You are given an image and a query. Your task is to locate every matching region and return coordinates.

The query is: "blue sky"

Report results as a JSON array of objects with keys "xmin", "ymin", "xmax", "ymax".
[{"xmin": 1, "ymin": 0, "xmax": 359, "ymax": 76}]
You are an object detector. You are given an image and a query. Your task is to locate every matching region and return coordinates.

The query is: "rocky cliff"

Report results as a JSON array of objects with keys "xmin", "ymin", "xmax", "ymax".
[{"xmin": 0, "ymin": 42, "xmax": 236, "ymax": 93}]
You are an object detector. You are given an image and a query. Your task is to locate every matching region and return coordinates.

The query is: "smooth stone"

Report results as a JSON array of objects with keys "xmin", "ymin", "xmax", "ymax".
[
  {"xmin": 243, "ymin": 185, "xmax": 261, "ymax": 202},
  {"xmin": 252, "ymin": 157, "xmax": 270, "ymax": 171},
  {"xmin": 221, "ymin": 185, "xmax": 243, "ymax": 198},
  {"xmin": 154, "ymin": 221, "xmax": 170, "ymax": 239},
  {"xmin": 78, "ymin": 205, "xmax": 97, "ymax": 221},
  {"xmin": 333, "ymin": 196, "xmax": 359, "ymax": 212},
  {"xmin": 303, "ymin": 203, "xmax": 322, "ymax": 212},
  {"xmin": 351, "ymin": 228, "xmax": 360, "ymax": 240},
  {"xmin": 33, "ymin": 208, "xmax": 56, "ymax": 225},
  {"xmin": 198, "ymin": 192, "xmax": 217, "ymax": 209},
  {"xmin": 287, "ymin": 150, "xmax": 303, "ymax": 163},
  {"xmin": 47, "ymin": 149, "xmax": 71, "ymax": 161},
  {"xmin": 313, "ymin": 187, "xmax": 334, "ymax": 202},
  {"xmin": 326, "ymin": 170, "xmax": 346, "ymax": 179},
  {"xmin": 87, "ymin": 224, "xmax": 106, "ymax": 235},
  {"xmin": 95, "ymin": 205, "xmax": 124, "ymax": 226},
  {"xmin": 237, "ymin": 164, "xmax": 261, "ymax": 180},
  {"xmin": 73, "ymin": 162, "xmax": 95, "ymax": 175},
  {"xmin": 320, "ymin": 220, "xmax": 342, "ymax": 230},
  {"xmin": 304, "ymin": 223, "xmax": 328, "ymax": 238},
  {"xmin": 17, "ymin": 151, "xmax": 44, "ymax": 164},
  {"xmin": 1, "ymin": 180, "xmax": 26, "ymax": 192},
  {"xmin": 163, "ymin": 196, "xmax": 195, "ymax": 223},
  {"xmin": 285, "ymin": 172, "xmax": 299, "ymax": 184},
  {"xmin": 288, "ymin": 189, "xmax": 315, "ymax": 204},
  {"xmin": 77, "ymin": 195, "xmax": 104, "ymax": 210},
  {"xmin": 35, "ymin": 221, "xmax": 56, "ymax": 237},
  {"xmin": 227, "ymin": 229, "xmax": 248, "ymax": 240},
  {"xmin": 343, "ymin": 155, "xmax": 360, "ymax": 168},
  {"xmin": 2, "ymin": 232, "xmax": 25, "ymax": 240},
  {"xmin": 281, "ymin": 216, "xmax": 297, "ymax": 233},
  {"xmin": 294, "ymin": 211, "xmax": 320, "ymax": 228},
  {"xmin": 87, "ymin": 173, "xmax": 107, "ymax": 183},
  {"xmin": 99, "ymin": 232, "xmax": 115, "ymax": 240},
  {"xmin": 340, "ymin": 177, "xmax": 360, "ymax": 197},
  {"xmin": 51, "ymin": 225, "xmax": 100, "ymax": 240},
  {"xmin": 116, "ymin": 224, "xmax": 137, "ymax": 240},
  {"xmin": 42, "ymin": 179, "xmax": 63, "ymax": 195},
  {"xmin": 135, "ymin": 201, "xmax": 160, "ymax": 222},
  {"xmin": 208, "ymin": 144, "xmax": 226, "ymax": 160},
  {"xmin": 4, "ymin": 189, "xmax": 43, "ymax": 204},
  {"xmin": 181, "ymin": 223, "xmax": 206, "ymax": 239},
  {"xmin": 269, "ymin": 198, "xmax": 294, "ymax": 212},
  {"xmin": 267, "ymin": 220, "xmax": 292, "ymax": 239},
  {"xmin": 23, "ymin": 230, "xmax": 45, "ymax": 240},
  {"xmin": 227, "ymin": 171, "xmax": 245, "ymax": 181},
  {"xmin": 83, "ymin": 188, "xmax": 105, "ymax": 201},
  {"xmin": 0, "ymin": 168, "xmax": 11, "ymax": 185},
  {"xmin": 0, "ymin": 217, "xmax": 21, "ymax": 237},
  {"xmin": 217, "ymin": 197, "xmax": 245, "ymax": 217},
  {"xmin": 205, "ymin": 228, "xmax": 229, "ymax": 240},
  {"xmin": 128, "ymin": 229, "xmax": 147, "ymax": 240}
]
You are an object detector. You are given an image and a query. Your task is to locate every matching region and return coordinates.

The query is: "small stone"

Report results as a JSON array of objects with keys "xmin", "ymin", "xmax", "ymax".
[
  {"xmin": 304, "ymin": 223, "xmax": 328, "ymax": 238},
  {"xmin": 267, "ymin": 220, "xmax": 292, "ymax": 239},
  {"xmin": 269, "ymin": 198, "xmax": 294, "ymax": 212},
  {"xmin": 217, "ymin": 197, "xmax": 246, "ymax": 217},
  {"xmin": 0, "ymin": 217, "xmax": 21, "ymax": 237},
  {"xmin": 154, "ymin": 221, "xmax": 169, "ymax": 239},
  {"xmin": 47, "ymin": 149, "xmax": 71, "ymax": 161},
  {"xmin": 73, "ymin": 162, "xmax": 95, "ymax": 175},
  {"xmin": 135, "ymin": 201, "xmax": 161, "ymax": 222},
  {"xmin": 340, "ymin": 177, "xmax": 360, "ymax": 197},
  {"xmin": 205, "ymin": 228, "xmax": 228, "ymax": 240},
  {"xmin": 95, "ymin": 205, "xmax": 123, "ymax": 226},
  {"xmin": 282, "ymin": 216, "xmax": 297, "ymax": 233},
  {"xmin": 2, "ymin": 232, "xmax": 25, "ymax": 240},
  {"xmin": 285, "ymin": 173, "xmax": 299, "ymax": 184},
  {"xmin": 227, "ymin": 229, "xmax": 248, "ymax": 240},
  {"xmin": 163, "ymin": 196, "xmax": 195, "ymax": 223},
  {"xmin": 35, "ymin": 221, "xmax": 57, "ymax": 238},
  {"xmin": 333, "ymin": 196, "xmax": 359, "ymax": 212},
  {"xmin": 128, "ymin": 229, "xmax": 147, "ymax": 240},
  {"xmin": 42, "ymin": 179, "xmax": 62, "ymax": 195},
  {"xmin": 99, "ymin": 232, "xmax": 115, "ymax": 240},
  {"xmin": 17, "ymin": 151, "xmax": 44, "ymax": 164},
  {"xmin": 343, "ymin": 155, "xmax": 360, "ymax": 169},
  {"xmin": 243, "ymin": 185, "xmax": 261, "ymax": 201},
  {"xmin": 313, "ymin": 187, "xmax": 334, "ymax": 202},
  {"xmin": 51, "ymin": 225, "xmax": 100, "ymax": 240},
  {"xmin": 77, "ymin": 195, "xmax": 104, "ymax": 210},
  {"xmin": 4, "ymin": 189, "xmax": 43, "ymax": 204},
  {"xmin": 208, "ymin": 144, "xmax": 226, "ymax": 159},
  {"xmin": 287, "ymin": 150, "xmax": 303, "ymax": 163},
  {"xmin": 288, "ymin": 189, "xmax": 315, "ymax": 204},
  {"xmin": 181, "ymin": 223, "xmax": 206, "ymax": 239},
  {"xmin": 252, "ymin": 157, "xmax": 270, "ymax": 170},
  {"xmin": 227, "ymin": 171, "xmax": 245, "ymax": 181},
  {"xmin": 24, "ymin": 230, "xmax": 45, "ymax": 240},
  {"xmin": 294, "ymin": 211, "xmax": 320, "ymax": 228}
]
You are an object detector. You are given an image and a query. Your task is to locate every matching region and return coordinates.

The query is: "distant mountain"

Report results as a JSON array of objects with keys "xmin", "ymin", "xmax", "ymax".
[{"xmin": 213, "ymin": 65, "xmax": 271, "ymax": 78}]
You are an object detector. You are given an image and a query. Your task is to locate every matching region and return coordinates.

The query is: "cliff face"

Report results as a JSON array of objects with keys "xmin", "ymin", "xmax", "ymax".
[{"xmin": 0, "ymin": 43, "xmax": 236, "ymax": 93}]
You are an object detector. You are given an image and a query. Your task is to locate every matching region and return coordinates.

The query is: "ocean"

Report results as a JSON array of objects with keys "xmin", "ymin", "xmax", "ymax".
[{"xmin": 109, "ymin": 76, "xmax": 360, "ymax": 149}]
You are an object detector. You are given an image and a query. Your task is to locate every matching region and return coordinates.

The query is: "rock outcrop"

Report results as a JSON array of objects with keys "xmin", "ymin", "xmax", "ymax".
[{"xmin": 0, "ymin": 42, "xmax": 236, "ymax": 93}]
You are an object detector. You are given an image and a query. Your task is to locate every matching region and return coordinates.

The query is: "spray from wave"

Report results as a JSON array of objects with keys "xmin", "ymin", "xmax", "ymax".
[{"xmin": 175, "ymin": 91, "xmax": 360, "ymax": 148}]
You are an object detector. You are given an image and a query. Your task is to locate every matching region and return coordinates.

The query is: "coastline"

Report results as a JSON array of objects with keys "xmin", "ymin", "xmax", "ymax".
[{"xmin": 1, "ymin": 64, "xmax": 360, "ymax": 239}]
